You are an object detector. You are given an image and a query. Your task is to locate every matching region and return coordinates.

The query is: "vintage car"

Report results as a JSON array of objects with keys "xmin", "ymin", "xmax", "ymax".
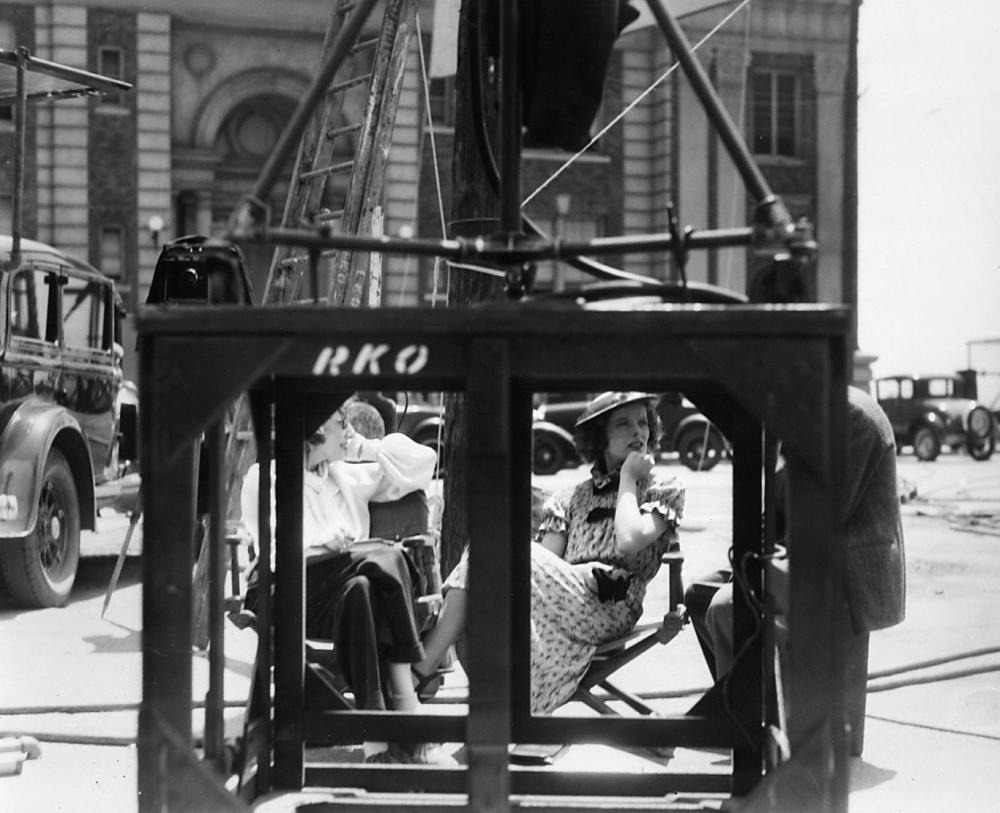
[
  {"xmin": 0, "ymin": 235, "xmax": 139, "ymax": 607},
  {"xmin": 875, "ymin": 374, "xmax": 995, "ymax": 462},
  {"xmin": 531, "ymin": 391, "xmax": 729, "ymax": 474},
  {"xmin": 393, "ymin": 393, "xmax": 446, "ymax": 458}
]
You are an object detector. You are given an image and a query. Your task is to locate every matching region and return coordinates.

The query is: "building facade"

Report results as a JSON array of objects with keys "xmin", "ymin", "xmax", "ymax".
[{"xmin": 1, "ymin": 0, "xmax": 857, "ymax": 378}]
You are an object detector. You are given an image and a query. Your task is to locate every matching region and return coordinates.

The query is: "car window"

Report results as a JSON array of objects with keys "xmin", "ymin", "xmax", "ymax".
[
  {"xmin": 10, "ymin": 267, "xmax": 56, "ymax": 342},
  {"xmin": 62, "ymin": 276, "xmax": 108, "ymax": 351},
  {"xmin": 877, "ymin": 380, "xmax": 899, "ymax": 400},
  {"xmin": 927, "ymin": 379, "xmax": 954, "ymax": 398}
]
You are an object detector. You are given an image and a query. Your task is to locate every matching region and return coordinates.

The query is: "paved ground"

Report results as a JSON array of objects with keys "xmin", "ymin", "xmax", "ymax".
[{"xmin": 1, "ymin": 452, "xmax": 998, "ymax": 810}]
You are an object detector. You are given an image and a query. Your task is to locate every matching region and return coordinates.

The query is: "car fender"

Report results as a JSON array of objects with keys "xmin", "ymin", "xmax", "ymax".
[
  {"xmin": 0, "ymin": 402, "xmax": 97, "ymax": 538},
  {"xmin": 670, "ymin": 414, "xmax": 722, "ymax": 449},
  {"xmin": 532, "ymin": 421, "xmax": 577, "ymax": 452},
  {"xmin": 409, "ymin": 415, "xmax": 444, "ymax": 444},
  {"xmin": 908, "ymin": 411, "xmax": 944, "ymax": 442}
]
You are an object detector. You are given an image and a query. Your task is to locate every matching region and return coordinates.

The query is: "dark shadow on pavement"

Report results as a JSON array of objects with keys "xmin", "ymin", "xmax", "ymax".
[{"xmin": 849, "ymin": 757, "xmax": 897, "ymax": 791}]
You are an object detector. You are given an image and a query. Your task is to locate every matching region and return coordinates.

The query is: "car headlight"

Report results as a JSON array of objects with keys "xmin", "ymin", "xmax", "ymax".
[{"xmin": 968, "ymin": 406, "xmax": 993, "ymax": 439}]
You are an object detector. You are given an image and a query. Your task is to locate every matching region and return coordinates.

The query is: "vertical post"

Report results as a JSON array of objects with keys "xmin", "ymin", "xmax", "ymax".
[
  {"xmin": 707, "ymin": 53, "xmax": 720, "ymax": 286},
  {"xmin": 138, "ymin": 340, "xmax": 197, "ymax": 812},
  {"xmin": 843, "ymin": 0, "xmax": 861, "ymax": 355},
  {"xmin": 498, "ymin": 0, "xmax": 522, "ymax": 234},
  {"xmin": 786, "ymin": 368, "xmax": 848, "ymax": 811},
  {"xmin": 509, "ymin": 384, "xmax": 534, "ymax": 720},
  {"xmin": 250, "ymin": 386, "xmax": 274, "ymax": 793},
  {"xmin": 204, "ymin": 418, "xmax": 227, "ymax": 766},
  {"xmin": 7, "ymin": 48, "xmax": 28, "ymax": 268},
  {"xmin": 272, "ymin": 390, "xmax": 305, "ymax": 789},
  {"xmin": 466, "ymin": 338, "xmax": 511, "ymax": 810},
  {"xmin": 730, "ymin": 404, "xmax": 764, "ymax": 794}
]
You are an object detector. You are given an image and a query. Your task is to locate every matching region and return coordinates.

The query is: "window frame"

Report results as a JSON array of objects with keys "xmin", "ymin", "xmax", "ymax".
[
  {"xmin": 97, "ymin": 45, "xmax": 125, "ymax": 108},
  {"xmin": 749, "ymin": 53, "xmax": 811, "ymax": 162}
]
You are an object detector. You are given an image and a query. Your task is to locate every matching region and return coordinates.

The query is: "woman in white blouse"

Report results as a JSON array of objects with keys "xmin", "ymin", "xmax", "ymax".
[{"xmin": 240, "ymin": 399, "xmax": 452, "ymax": 764}]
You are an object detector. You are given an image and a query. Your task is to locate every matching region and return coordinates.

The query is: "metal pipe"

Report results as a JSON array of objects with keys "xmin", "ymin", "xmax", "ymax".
[
  {"xmin": 0, "ymin": 46, "xmax": 133, "ymax": 96},
  {"xmin": 248, "ymin": 224, "xmax": 753, "ymax": 264},
  {"xmin": 498, "ymin": 0, "xmax": 522, "ymax": 234},
  {"xmin": 645, "ymin": 0, "xmax": 774, "ymax": 204}
]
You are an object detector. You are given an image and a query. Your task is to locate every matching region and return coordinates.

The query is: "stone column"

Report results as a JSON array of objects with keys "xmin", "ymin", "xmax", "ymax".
[
  {"xmin": 712, "ymin": 44, "xmax": 751, "ymax": 292},
  {"xmin": 814, "ymin": 51, "xmax": 848, "ymax": 304}
]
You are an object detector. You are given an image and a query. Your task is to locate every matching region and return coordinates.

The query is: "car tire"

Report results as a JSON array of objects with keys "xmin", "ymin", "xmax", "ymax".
[
  {"xmin": 414, "ymin": 431, "xmax": 446, "ymax": 476},
  {"xmin": 967, "ymin": 435, "xmax": 995, "ymax": 461},
  {"xmin": 0, "ymin": 450, "xmax": 81, "ymax": 608},
  {"xmin": 532, "ymin": 434, "xmax": 567, "ymax": 476},
  {"xmin": 676, "ymin": 424, "xmax": 724, "ymax": 472},
  {"xmin": 912, "ymin": 426, "xmax": 940, "ymax": 462}
]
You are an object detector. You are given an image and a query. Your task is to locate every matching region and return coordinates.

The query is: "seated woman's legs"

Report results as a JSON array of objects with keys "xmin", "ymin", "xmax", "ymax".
[{"xmin": 413, "ymin": 587, "xmax": 467, "ymax": 680}]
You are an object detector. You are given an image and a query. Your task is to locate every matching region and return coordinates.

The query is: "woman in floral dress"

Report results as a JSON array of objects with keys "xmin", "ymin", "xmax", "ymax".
[{"xmin": 414, "ymin": 391, "xmax": 685, "ymax": 714}]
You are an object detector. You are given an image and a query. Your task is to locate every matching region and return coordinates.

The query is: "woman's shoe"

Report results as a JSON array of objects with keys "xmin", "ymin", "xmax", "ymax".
[{"xmin": 411, "ymin": 667, "xmax": 442, "ymax": 702}]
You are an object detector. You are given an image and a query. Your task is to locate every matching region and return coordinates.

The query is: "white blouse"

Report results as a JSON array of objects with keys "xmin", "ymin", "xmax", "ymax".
[{"xmin": 240, "ymin": 433, "xmax": 437, "ymax": 563}]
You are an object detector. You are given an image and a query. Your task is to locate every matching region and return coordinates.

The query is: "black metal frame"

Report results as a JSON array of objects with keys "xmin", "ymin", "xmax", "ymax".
[
  {"xmin": 136, "ymin": 2, "xmax": 850, "ymax": 810},
  {"xmin": 138, "ymin": 306, "xmax": 850, "ymax": 811},
  {"xmin": 0, "ymin": 47, "xmax": 133, "ymax": 272}
]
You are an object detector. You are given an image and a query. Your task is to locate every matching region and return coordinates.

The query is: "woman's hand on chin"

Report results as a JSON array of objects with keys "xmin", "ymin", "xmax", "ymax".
[{"xmin": 619, "ymin": 451, "xmax": 654, "ymax": 483}]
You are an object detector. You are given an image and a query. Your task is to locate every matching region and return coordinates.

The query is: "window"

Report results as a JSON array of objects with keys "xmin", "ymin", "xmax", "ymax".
[
  {"xmin": 10, "ymin": 268, "xmax": 54, "ymax": 342},
  {"xmin": 927, "ymin": 378, "xmax": 957, "ymax": 398},
  {"xmin": 533, "ymin": 216, "xmax": 600, "ymax": 293},
  {"xmin": 98, "ymin": 46, "xmax": 124, "ymax": 106},
  {"xmin": 876, "ymin": 380, "xmax": 898, "ymax": 401},
  {"xmin": 751, "ymin": 68, "xmax": 801, "ymax": 158},
  {"xmin": 62, "ymin": 276, "xmax": 108, "ymax": 351},
  {"xmin": 100, "ymin": 226, "xmax": 124, "ymax": 280},
  {"xmin": 427, "ymin": 75, "xmax": 455, "ymax": 128}
]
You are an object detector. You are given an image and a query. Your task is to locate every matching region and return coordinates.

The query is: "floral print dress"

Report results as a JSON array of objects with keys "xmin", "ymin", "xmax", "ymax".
[{"xmin": 443, "ymin": 468, "xmax": 685, "ymax": 713}]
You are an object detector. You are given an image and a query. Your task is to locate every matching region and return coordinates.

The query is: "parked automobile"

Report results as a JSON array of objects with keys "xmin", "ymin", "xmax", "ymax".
[
  {"xmin": 531, "ymin": 392, "xmax": 729, "ymax": 474},
  {"xmin": 875, "ymin": 374, "xmax": 995, "ymax": 462},
  {"xmin": 0, "ymin": 235, "xmax": 139, "ymax": 607},
  {"xmin": 393, "ymin": 393, "xmax": 446, "ymax": 458}
]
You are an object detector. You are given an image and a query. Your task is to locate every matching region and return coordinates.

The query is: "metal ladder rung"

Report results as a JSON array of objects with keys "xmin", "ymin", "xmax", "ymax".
[
  {"xmin": 278, "ymin": 249, "xmax": 339, "ymax": 269},
  {"xmin": 300, "ymin": 160, "xmax": 354, "ymax": 182},
  {"xmin": 329, "ymin": 73, "xmax": 371, "ymax": 94},
  {"xmin": 327, "ymin": 122, "xmax": 362, "ymax": 140},
  {"xmin": 313, "ymin": 209, "xmax": 345, "ymax": 224},
  {"xmin": 350, "ymin": 37, "xmax": 379, "ymax": 55}
]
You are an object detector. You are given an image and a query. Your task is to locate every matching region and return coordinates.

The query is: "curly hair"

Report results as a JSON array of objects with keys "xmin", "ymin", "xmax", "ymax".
[
  {"xmin": 346, "ymin": 400, "xmax": 386, "ymax": 439},
  {"xmin": 572, "ymin": 399, "xmax": 663, "ymax": 467}
]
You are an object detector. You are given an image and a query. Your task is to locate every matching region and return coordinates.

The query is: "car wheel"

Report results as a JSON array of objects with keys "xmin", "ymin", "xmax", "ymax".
[
  {"xmin": 0, "ymin": 450, "xmax": 81, "ymax": 608},
  {"xmin": 912, "ymin": 427, "xmax": 940, "ymax": 462},
  {"xmin": 966, "ymin": 407, "xmax": 995, "ymax": 461},
  {"xmin": 966, "ymin": 434, "xmax": 995, "ymax": 461},
  {"xmin": 414, "ymin": 432, "xmax": 446, "ymax": 476},
  {"xmin": 676, "ymin": 425, "xmax": 724, "ymax": 472},
  {"xmin": 532, "ymin": 434, "xmax": 567, "ymax": 476}
]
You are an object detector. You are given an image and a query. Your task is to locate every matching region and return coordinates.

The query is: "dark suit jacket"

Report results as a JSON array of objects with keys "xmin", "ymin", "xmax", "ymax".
[{"xmin": 841, "ymin": 385, "xmax": 906, "ymax": 633}]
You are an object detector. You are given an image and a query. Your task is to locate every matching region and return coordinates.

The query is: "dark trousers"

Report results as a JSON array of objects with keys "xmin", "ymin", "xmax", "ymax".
[
  {"xmin": 684, "ymin": 568, "xmax": 870, "ymax": 757},
  {"xmin": 305, "ymin": 544, "xmax": 425, "ymax": 710}
]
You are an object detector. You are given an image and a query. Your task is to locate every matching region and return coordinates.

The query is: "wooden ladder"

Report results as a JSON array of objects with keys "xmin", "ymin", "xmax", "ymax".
[
  {"xmin": 193, "ymin": 0, "xmax": 419, "ymax": 648},
  {"xmin": 261, "ymin": 0, "xmax": 418, "ymax": 308}
]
